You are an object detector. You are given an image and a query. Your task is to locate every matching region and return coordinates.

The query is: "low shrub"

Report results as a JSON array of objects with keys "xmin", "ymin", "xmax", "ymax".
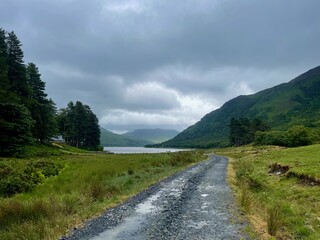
[
  {"xmin": 86, "ymin": 182, "xmax": 108, "ymax": 201},
  {"xmin": 0, "ymin": 162, "xmax": 14, "ymax": 177},
  {"xmin": 28, "ymin": 160, "xmax": 64, "ymax": 178},
  {"xmin": 0, "ymin": 160, "xmax": 64, "ymax": 197}
]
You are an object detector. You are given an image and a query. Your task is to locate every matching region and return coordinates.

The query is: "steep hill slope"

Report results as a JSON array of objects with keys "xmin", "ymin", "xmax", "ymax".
[
  {"xmin": 122, "ymin": 129, "xmax": 179, "ymax": 144},
  {"xmin": 159, "ymin": 66, "xmax": 320, "ymax": 148},
  {"xmin": 100, "ymin": 128, "xmax": 152, "ymax": 147}
]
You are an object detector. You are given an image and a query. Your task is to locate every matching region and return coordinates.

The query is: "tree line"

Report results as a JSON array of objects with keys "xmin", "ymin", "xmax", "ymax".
[
  {"xmin": 229, "ymin": 117, "xmax": 317, "ymax": 147},
  {"xmin": 0, "ymin": 28, "xmax": 100, "ymax": 156}
]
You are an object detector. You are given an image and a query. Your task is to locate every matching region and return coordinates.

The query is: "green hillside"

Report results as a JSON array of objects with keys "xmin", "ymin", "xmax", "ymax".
[
  {"xmin": 123, "ymin": 129, "xmax": 179, "ymax": 144},
  {"xmin": 159, "ymin": 66, "xmax": 320, "ymax": 148},
  {"xmin": 100, "ymin": 128, "xmax": 152, "ymax": 147}
]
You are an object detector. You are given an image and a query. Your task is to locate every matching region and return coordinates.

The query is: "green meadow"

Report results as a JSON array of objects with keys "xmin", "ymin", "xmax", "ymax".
[
  {"xmin": 215, "ymin": 144, "xmax": 320, "ymax": 239},
  {"xmin": 0, "ymin": 145, "xmax": 205, "ymax": 240}
]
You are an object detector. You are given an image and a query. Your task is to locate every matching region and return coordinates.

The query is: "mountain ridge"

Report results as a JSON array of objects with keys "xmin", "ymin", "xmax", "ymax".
[
  {"xmin": 122, "ymin": 128, "xmax": 179, "ymax": 144},
  {"xmin": 100, "ymin": 128, "xmax": 179, "ymax": 147},
  {"xmin": 100, "ymin": 128, "xmax": 152, "ymax": 147},
  {"xmin": 157, "ymin": 66, "xmax": 320, "ymax": 148}
]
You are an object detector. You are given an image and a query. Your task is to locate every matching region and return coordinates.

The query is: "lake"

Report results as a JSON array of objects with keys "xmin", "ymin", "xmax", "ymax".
[{"xmin": 103, "ymin": 147, "xmax": 190, "ymax": 154}]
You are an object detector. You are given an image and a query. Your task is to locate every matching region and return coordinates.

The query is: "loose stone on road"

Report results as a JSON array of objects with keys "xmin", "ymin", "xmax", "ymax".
[{"xmin": 63, "ymin": 155, "xmax": 250, "ymax": 240}]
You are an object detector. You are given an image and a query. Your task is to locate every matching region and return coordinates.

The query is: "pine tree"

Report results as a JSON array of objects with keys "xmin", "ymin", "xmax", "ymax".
[
  {"xmin": 0, "ymin": 102, "xmax": 33, "ymax": 156},
  {"xmin": 6, "ymin": 31, "xmax": 30, "ymax": 99},
  {"xmin": 38, "ymin": 99, "xmax": 57, "ymax": 142},
  {"xmin": 229, "ymin": 117, "xmax": 269, "ymax": 146},
  {"xmin": 0, "ymin": 28, "xmax": 9, "ymax": 98},
  {"xmin": 0, "ymin": 29, "xmax": 59, "ymax": 155},
  {"xmin": 0, "ymin": 29, "xmax": 34, "ymax": 156},
  {"xmin": 26, "ymin": 63, "xmax": 57, "ymax": 142},
  {"xmin": 84, "ymin": 104, "xmax": 100, "ymax": 149},
  {"xmin": 26, "ymin": 63, "xmax": 47, "ymax": 102}
]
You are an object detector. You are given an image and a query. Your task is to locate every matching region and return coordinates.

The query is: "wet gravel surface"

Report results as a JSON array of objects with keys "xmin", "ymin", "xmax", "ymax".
[{"xmin": 62, "ymin": 155, "xmax": 250, "ymax": 240}]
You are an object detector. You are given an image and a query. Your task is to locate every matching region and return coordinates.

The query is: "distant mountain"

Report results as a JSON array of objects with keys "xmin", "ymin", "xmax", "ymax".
[
  {"xmin": 122, "ymin": 129, "xmax": 180, "ymax": 144},
  {"xmin": 158, "ymin": 66, "xmax": 320, "ymax": 148},
  {"xmin": 100, "ymin": 128, "xmax": 152, "ymax": 147}
]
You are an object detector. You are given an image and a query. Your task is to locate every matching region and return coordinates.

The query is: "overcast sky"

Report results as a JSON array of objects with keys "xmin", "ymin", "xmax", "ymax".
[{"xmin": 1, "ymin": 0, "xmax": 320, "ymax": 133}]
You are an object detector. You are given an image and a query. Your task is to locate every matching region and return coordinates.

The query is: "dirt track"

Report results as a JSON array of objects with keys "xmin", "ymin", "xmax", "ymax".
[{"xmin": 62, "ymin": 155, "xmax": 250, "ymax": 240}]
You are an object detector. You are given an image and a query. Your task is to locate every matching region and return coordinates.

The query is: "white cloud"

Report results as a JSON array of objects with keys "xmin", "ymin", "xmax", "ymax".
[
  {"xmin": 124, "ymin": 82, "xmax": 180, "ymax": 110},
  {"xmin": 103, "ymin": 0, "xmax": 145, "ymax": 14},
  {"xmin": 101, "ymin": 110, "xmax": 180, "ymax": 126},
  {"xmin": 100, "ymin": 90, "xmax": 216, "ymax": 131}
]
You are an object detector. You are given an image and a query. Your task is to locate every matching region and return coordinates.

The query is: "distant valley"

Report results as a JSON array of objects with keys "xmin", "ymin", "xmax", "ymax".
[{"xmin": 100, "ymin": 128, "xmax": 179, "ymax": 147}]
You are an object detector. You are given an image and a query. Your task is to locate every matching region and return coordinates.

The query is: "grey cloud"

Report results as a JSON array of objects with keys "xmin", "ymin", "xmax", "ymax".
[
  {"xmin": 1, "ymin": 0, "xmax": 319, "ymax": 131},
  {"xmin": 123, "ymin": 82, "xmax": 181, "ymax": 111},
  {"xmin": 5, "ymin": 0, "xmax": 319, "ymax": 76}
]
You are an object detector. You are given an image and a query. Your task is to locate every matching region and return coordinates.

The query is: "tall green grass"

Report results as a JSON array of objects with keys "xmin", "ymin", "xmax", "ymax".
[
  {"xmin": 0, "ymin": 150, "xmax": 205, "ymax": 239},
  {"xmin": 216, "ymin": 144, "xmax": 320, "ymax": 239}
]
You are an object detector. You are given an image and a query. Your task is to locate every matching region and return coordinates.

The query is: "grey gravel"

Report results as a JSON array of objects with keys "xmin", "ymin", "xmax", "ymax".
[{"xmin": 61, "ymin": 155, "xmax": 250, "ymax": 240}]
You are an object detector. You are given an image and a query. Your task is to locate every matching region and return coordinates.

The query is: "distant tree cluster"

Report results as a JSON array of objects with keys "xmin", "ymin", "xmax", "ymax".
[
  {"xmin": 229, "ymin": 118, "xmax": 269, "ymax": 146},
  {"xmin": 254, "ymin": 125, "xmax": 316, "ymax": 147},
  {"xmin": 0, "ymin": 28, "xmax": 101, "ymax": 156},
  {"xmin": 57, "ymin": 101, "xmax": 101, "ymax": 150},
  {"xmin": 0, "ymin": 29, "xmax": 57, "ymax": 156},
  {"xmin": 229, "ymin": 116, "xmax": 317, "ymax": 147}
]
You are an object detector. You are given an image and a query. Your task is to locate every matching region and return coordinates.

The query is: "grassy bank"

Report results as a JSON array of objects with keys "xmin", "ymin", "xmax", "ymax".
[
  {"xmin": 215, "ymin": 144, "xmax": 320, "ymax": 239},
  {"xmin": 0, "ymin": 145, "xmax": 205, "ymax": 239}
]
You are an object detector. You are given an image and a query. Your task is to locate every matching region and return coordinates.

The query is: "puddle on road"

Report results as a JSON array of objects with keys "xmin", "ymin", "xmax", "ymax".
[
  {"xmin": 186, "ymin": 220, "xmax": 210, "ymax": 229},
  {"xmin": 136, "ymin": 193, "xmax": 160, "ymax": 214},
  {"xmin": 91, "ymin": 192, "xmax": 161, "ymax": 240}
]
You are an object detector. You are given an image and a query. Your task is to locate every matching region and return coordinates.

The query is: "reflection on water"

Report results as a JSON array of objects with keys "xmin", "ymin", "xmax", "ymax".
[{"xmin": 103, "ymin": 147, "xmax": 190, "ymax": 154}]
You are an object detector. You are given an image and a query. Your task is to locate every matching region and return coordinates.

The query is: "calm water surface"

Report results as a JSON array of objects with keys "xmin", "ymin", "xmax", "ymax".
[{"xmin": 104, "ymin": 147, "xmax": 190, "ymax": 154}]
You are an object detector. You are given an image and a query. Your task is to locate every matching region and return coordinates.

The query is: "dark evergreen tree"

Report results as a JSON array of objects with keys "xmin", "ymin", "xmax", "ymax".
[
  {"xmin": 26, "ymin": 63, "xmax": 57, "ymax": 142},
  {"xmin": 60, "ymin": 102, "xmax": 76, "ymax": 146},
  {"xmin": 6, "ymin": 31, "xmax": 30, "ymax": 99},
  {"xmin": 0, "ymin": 29, "xmax": 34, "ymax": 156},
  {"xmin": 0, "ymin": 29, "xmax": 58, "ymax": 155},
  {"xmin": 57, "ymin": 101, "xmax": 100, "ymax": 150},
  {"xmin": 0, "ymin": 102, "xmax": 33, "ymax": 156},
  {"xmin": 86, "ymin": 107, "xmax": 100, "ymax": 149},
  {"xmin": 229, "ymin": 118, "xmax": 239, "ymax": 146},
  {"xmin": 229, "ymin": 117, "xmax": 269, "ymax": 146},
  {"xmin": 26, "ymin": 63, "xmax": 47, "ymax": 102},
  {"xmin": 229, "ymin": 118, "xmax": 249, "ymax": 146},
  {"xmin": 251, "ymin": 118, "xmax": 269, "ymax": 133},
  {"xmin": 74, "ymin": 101, "xmax": 88, "ymax": 148},
  {"xmin": 0, "ymin": 28, "xmax": 9, "ymax": 98}
]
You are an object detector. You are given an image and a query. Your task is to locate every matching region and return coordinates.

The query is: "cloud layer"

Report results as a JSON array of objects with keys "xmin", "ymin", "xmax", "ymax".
[{"xmin": 1, "ymin": 0, "xmax": 320, "ymax": 131}]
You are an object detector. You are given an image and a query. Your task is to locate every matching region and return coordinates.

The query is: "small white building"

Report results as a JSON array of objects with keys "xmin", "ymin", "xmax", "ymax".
[{"xmin": 51, "ymin": 136, "xmax": 65, "ymax": 143}]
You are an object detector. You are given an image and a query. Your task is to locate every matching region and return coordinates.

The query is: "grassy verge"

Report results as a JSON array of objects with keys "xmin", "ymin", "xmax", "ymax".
[
  {"xmin": 0, "ymin": 147, "xmax": 205, "ymax": 240},
  {"xmin": 215, "ymin": 144, "xmax": 320, "ymax": 239}
]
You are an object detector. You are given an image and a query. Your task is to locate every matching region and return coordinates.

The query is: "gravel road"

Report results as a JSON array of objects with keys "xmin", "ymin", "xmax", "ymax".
[{"xmin": 62, "ymin": 155, "xmax": 250, "ymax": 240}]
